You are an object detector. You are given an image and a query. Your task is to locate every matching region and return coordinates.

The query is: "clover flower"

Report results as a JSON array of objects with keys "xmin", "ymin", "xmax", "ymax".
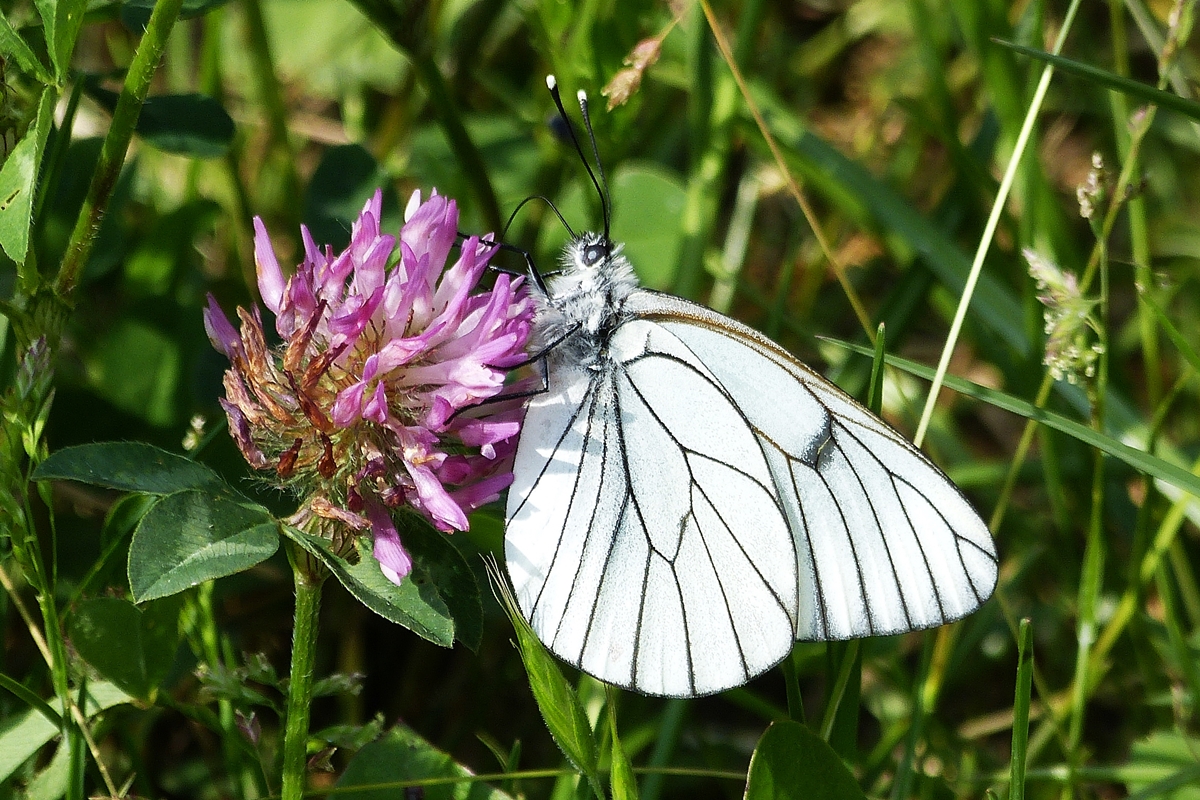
[{"xmin": 204, "ymin": 190, "xmax": 533, "ymax": 583}]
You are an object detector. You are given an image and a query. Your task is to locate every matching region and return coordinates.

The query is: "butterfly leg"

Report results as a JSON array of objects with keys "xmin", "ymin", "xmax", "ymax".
[{"xmin": 445, "ymin": 355, "xmax": 551, "ymax": 424}]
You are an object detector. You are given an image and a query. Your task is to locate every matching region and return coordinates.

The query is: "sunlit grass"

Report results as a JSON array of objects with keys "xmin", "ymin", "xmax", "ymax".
[{"xmin": 0, "ymin": 0, "xmax": 1197, "ymax": 798}]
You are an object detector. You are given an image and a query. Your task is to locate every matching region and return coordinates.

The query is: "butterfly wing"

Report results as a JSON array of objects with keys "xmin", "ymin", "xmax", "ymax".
[
  {"xmin": 505, "ymin": 318, "xmax": 800, "ymax": 697},
  {"xmin": 623, "ymin": 290, "xmax": 999, "ymax": 641}
]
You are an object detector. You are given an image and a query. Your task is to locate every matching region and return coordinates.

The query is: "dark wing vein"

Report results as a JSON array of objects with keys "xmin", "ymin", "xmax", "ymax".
[
  {"xmin": 887, "ymin": 469, "xmax": 948, "ymax": 624},
  {"xmin": 509, "ymin": 377, "xmax": 598, "ymax": 523},
  {"xmin": 672, "ymin": 563, "xmax": 697, "ymax": 696},
  {"xmin": 757, "ymin": 434, "xmax": 828, "ymax": 638},
  {"xmin": 829, "ymin": 417, "xmax": 997, "ymax": 621},
  {"xmin": 834, "ymin": 419, "xmax": 1000, "ymax": 578},
  {"xmin": 825, "ymin": 395, "xmax": 996, "ymax": 564},
  {"xmin": 618, "ymin": 359, "xmax": 794, "ymax": 620},
  {"xmin": 688, "ymin": 469, "xmax": 793, "ymax": 620},
  {"xmin": 579, "ymin": 492, "xmax": 632, "ymax": 669},
  {"xmin": 833, "ymin": 422, "xmax": 914, "ymax": 630},
  {"xmin": 531, "ymin": 379, "xmax": 604, "ymax": 621},
  {"xmin": 812, "ymin": 440, "xmax": 874, "ymax": 635},
  {"xmin": 576, "ymin": 371, "xmax": 633, "ymax": 671},
  {"xmin": 619, "ymin": 353, "xmax": 787, "ymax": 526},
  {"xmin": 548, "ymin": 390, "xmax": 611, "ymax": 647},
  {"xmin": 690, "ymin": 506, "xmax": 750, "ymax": 683},
  {"xmin": 614, "ymin": 368, "xmax": 655, "ymax": 689},
  {"xmin": 793, "ymin": 483, "xmax": 830, "ymax": 640}
]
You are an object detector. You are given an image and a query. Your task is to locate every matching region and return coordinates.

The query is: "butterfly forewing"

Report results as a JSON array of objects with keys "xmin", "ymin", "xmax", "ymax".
[{"xmin": 506, "ymin": 317, "xmax": 800, "ymax": 697}]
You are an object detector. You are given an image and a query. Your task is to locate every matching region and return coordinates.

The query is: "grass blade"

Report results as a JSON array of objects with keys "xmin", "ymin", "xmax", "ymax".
[
  {"xmin": 1009, "ymin": 620, "xmax": 1034, "ymax": 800},
  {"xmin": 994, "ymin": 39, "xmax": 1200, "ymax": 123},
  {"xmin": 825, "ymin": 340, "xmax": 1200, "ymax": 502}
]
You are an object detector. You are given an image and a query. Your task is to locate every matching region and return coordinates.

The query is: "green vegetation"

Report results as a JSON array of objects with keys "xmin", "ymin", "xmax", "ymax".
[{"xmin": 0, "ymin": 0, "xmax": 1197, "ymax": 798}]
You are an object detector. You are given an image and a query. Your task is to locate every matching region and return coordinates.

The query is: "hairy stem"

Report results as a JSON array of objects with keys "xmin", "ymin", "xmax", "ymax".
[
  {"xmin": 55, "ymin": 0, "xmax": 185, "ymax": 297},
  {"xmin": 280, "ymin": 555, "xmax": 325, "ymax": 800}
]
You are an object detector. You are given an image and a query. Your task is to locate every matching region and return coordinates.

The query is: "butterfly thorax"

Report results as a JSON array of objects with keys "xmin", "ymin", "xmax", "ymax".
[{"xmin": 534, "ymin": 233, "xmax": 639, "ymax": 369}]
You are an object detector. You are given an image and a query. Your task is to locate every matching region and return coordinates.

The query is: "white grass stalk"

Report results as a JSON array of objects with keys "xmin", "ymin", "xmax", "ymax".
[{"xmin": 914, "ymin": 0, "xmax": 1085, "ymax": 448}]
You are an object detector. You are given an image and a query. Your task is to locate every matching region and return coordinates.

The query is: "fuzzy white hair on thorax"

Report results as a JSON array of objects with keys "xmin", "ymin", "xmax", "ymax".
[{"xmin": 529, "ymin": 232, "xmax": 639, "ymax": 368}]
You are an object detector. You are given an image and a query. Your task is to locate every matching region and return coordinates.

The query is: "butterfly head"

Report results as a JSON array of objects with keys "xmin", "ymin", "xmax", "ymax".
[
  {"xmin": 566, "ymin": 231, "xmax": 613, "ymax": 271},
  {"xmin": 550, "ymin": 231, "xmax": 637, "ymax": 313}
]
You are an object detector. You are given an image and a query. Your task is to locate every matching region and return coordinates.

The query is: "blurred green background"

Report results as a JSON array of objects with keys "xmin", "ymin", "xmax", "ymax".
[{"xmin": 2, "ymin": 0, "xmax": 1200, "ymax": 798}]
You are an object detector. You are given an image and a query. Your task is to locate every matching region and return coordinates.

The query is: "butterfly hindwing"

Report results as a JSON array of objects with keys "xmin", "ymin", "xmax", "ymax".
[{"xmin": 627, "ymin": 290, "xmax": 1000, "ymax": 642}]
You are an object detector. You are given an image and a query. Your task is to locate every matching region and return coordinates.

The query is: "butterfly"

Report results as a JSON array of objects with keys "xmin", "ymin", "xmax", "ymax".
[{"xmin": 502, "ymin": 76, "xmax": 998, "ymax": 698}]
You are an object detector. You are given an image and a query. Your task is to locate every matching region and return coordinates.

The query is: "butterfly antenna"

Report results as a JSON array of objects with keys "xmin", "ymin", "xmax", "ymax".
[
  {"xmin": 575, "ymin": 88, "xmax": 611, "ymax": 243},
  {"xmin": 503, "ymin": 194, "xmax": 576, "ymax": 241},
  {"xmin": 456, "ymin": 229, "xmax": 549, "ymax": 295},
  {"xmin": 546, "ymin": 75, "xmax": 608, "ymax": 241}
]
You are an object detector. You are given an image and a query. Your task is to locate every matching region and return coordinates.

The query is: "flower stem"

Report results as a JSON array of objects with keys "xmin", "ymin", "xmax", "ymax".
[
  {"xmin": 241, "ymin": 0, "xmax": 301, "ymax": 227},
  {"xmin": 411, "ymin": 52, "xmax": 502, "ymax": 232},
  {"xmin": 280, "ymin": 557, "xmax": 325, "ymax": 800}
]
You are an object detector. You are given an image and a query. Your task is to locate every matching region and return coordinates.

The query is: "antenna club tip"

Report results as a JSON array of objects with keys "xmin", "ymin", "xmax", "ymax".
[
  {"xmin": 545, "ymin": 74, "xmax": 557, "ymax": 89},
  {"xmin": 577, "ymin": 89, "xmax": 587, "ymax": 103}
]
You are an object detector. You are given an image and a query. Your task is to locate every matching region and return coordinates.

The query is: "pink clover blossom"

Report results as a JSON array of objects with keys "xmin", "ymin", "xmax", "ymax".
[{"xmin": 204, "ymin": 190, "xmax": 532, "ymax": 583}]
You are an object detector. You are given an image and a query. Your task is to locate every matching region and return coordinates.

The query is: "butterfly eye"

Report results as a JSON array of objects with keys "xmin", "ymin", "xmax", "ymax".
[{"xmin": 582, "ymin": 243, "xmax": 607, "ymax": 266}]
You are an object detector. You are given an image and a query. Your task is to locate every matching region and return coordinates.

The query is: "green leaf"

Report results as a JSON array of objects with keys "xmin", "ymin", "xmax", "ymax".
[
  {"xmin": 120, "ymin": 0, "xmax": 233, "ymax": 29},
  {"xmin": 34, "ymin": 0, "xmax": 85, "ymax": 82},
  {"xmin": 464, "ymin": 509, "xmax": 504, "ymax": 555},
  {"xmin": 995, "ymin": 40, "xmax": 1200, "ymax": 125},
  {"xmin": 195, "ymin": 661, "xmax": 281, "ymax": 713},
  {"xmin": 0, "ymin": 672, "xmax": 61, "ymax": 726},
  {"xmin": 133, "ymin": 93, "xmax": 235, "ymax": 157},
  {"xmin": 312, "ymin": 713, "xmax": 387, "ymax": 752},
  {"xmin": 1122, "ymin": 732, "xmax": 1200, "ymax": 800},
  {"xmin": 334, "ymin": 723, "xmax": 514, "ymax": 799},
  {"xmin": 1009, "ymin": 620, "xmax": 1034, "ymax": 800},
  {"xmin": 33, "ymin": 442, "xmax": 225, "ymax": 494},
  {"xmin": 68, "ymin": 595, "xmax": 183, "ymax": 701},
  {"xmin": 747, "ymin": 84, "xmax": 1031, "ymax": 357},
  {"xmin": 0, "ymin": 87, "xmax": 53, "ymax": 263},
  {"xmin": 38, "ymin": 135, "xmax": 135, "ymax": 282},
  {"xmin": 128, "ymin": 490, "xmax": 278, "ymax": 602},
  {"xmin": 1138, "ymin": 288, "xmax": 1200, "ymax": 376},
  {"xmin": 0, "ymin": 671, "xmax": 60, "ymax": 729},
  {"xmin": 608, "ymin": 167, "xmax": 687, "ymax": 290},
  {"xmin": 820, "ymin": 640, "xmax": 861, "ymax": 757},
  {"xmin": 124, "ymin": 199, "xmax": 221, "ymax": 295},
  {"xmin": 303, "ymin": 144, "xmax": 399, "ymax": 251},
  {"xmin": 0, "ymin": 682, "xmax": 130, "ymax": 782},
  {"xmin": 867, "ymin": 322, "xmax": 887, "ymax": 414},
  {"xmin": 283, "ymin": 527, "xmax": 457, "ymax": 647},
  {"xmin": 403, "ymin": 525, "xmax": 483, "ymax": 651},
  {"xmin": 0, "ymin": 12, "xmax": 52, "ymax": 83},
  {"xmin": 408, "ymin": 116, "xmax": 541, "ymax": 227},
  {"xmin": 489, "ymin": 562, "xmax": 601, "ymax": 794},
  {"xmin": 825, "ymin": 340, "xmax": 1200, "ymax": 503},
  {"xmin": 85, "ymin": 86, "xmax": 236, "ymax": 158},
  {"xmin": 744, "ymin": 721, "xmax": 867, "ymax": 800},
  {"xmin": 254, "ymin": 0, "xmax": 406, "ymax": 99},
  {"xmin": 24, "ymin": 737, "xmax": 71, "ymax": 800},
  {"xmin": 0, "ymin": 711, "xmax": 53, "ymax": 782},
  {"xmin": 83, "ymin": 318, "xmax": 182, "ymax": 425},
  {"xmin": 607, "ymin": 690, "xmax": 638, "ymax": 800}
]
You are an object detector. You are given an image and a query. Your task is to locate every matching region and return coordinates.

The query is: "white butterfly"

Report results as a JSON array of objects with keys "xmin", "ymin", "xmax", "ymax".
[{"xmin": 502, "ymin": 79, "xmax": 998, "ymax": 698}]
